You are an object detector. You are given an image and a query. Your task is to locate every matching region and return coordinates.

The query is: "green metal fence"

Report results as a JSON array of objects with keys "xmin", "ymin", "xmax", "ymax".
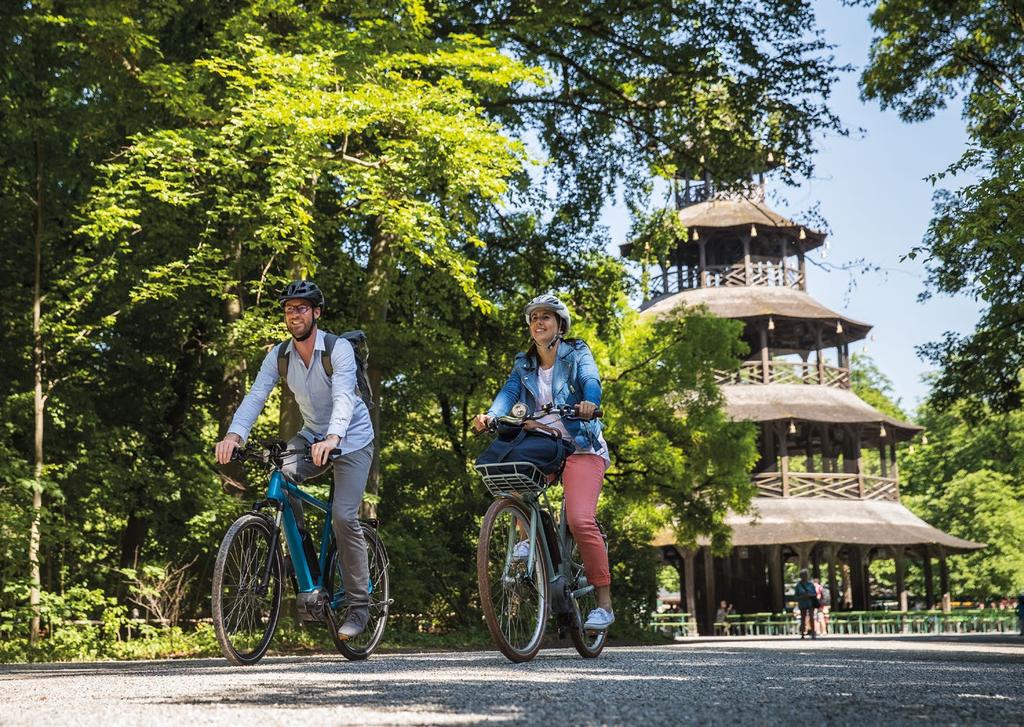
[{"xmin": 649, "ymin": 609, "xmax": 1021, "ymax": 637}]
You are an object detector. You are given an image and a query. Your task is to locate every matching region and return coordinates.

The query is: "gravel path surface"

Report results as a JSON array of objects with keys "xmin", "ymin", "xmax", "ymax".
[{"xmin": 2, "ymin": 635, "xmax": 1022, "ymax": 726}]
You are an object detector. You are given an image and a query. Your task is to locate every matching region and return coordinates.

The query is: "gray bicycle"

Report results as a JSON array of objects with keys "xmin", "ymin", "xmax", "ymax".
[{"xmin": 475, "ymin": 404, "xmax": 608, "ymax": 663}]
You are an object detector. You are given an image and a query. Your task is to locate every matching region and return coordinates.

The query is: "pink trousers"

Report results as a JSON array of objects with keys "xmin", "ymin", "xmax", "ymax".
[{"xmin": 562, "ymin": 453, "xmax": 610, "ymax": 588}]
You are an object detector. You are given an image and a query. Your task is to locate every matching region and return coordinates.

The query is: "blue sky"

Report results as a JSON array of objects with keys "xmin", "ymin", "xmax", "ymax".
[{"xmin": 602, "ymin": 0, "xmax": 981, "ymax": 413}]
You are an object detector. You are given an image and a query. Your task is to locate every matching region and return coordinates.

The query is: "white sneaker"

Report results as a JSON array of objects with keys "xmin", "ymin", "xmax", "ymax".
[
  {"xmin": 584, "ymin": 607, "xmax": 615, "ymax": 631},
  {"xmin": 511, "ymin": 539, "xmax": 530, "ymax": 560}
]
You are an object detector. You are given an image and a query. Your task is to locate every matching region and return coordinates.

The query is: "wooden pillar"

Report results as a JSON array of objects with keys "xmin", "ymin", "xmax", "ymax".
[
  {"xmin": 849, "ymin": 546, "xmax": 866, "ymax": 610},
  {"xmin": 780, "ymin": 238, "xmax": 788, "ymax": 286},
  {"xmin": 893, "ymin": 545, "xmax": 908, "ymax": 613},
  {"xmin": 798, "ymin": 250, "xmax": 806, "ymax": 290},
  {"xmin": 682, "ymin": 548, "xmax": 698, "ymax": 632},
  {"xmin": 661, "ymin": 264, "xmax": 669, "ymax": 295},
  {"xmin": 822, "ymin": 425, "xmax": 833, "ymax": 473},
  {"xmin": 703, "ymin": 547, "xmax": 716, "ymax": 634},
  {"xmin": 826, "ymin": 544, "xmax": 840, "ymax": 610},
  {"xmin": 861, "ymin": 547, "xmax": 872, "ymax": 611},
  {"xmin": 805, "ymin": 425, "xmax": 814, "ymax": 472},
  {"xmin": 811, "ymin": 544, "xmax": 821, "ymax": 580},
  {"xmin": 795, "ymin": 542, "xmax": 813, "ymax": 571},
  {"xmin": 923, "ymin": 550, "xmax": 935, "ymax": 609},
  {"xmin": 816, "ymin": 325, "xmax": 825, "ymax": 384},
  {"xmin": 742, "ymin": 236, "xmax": 752, "ymax": 285},
  {"xmin": 767, "ymin": 545, "xmax": 784, "ymax": 614},
  {"xmin": 723, "ymin": 550, "xmax": 734, "ymax": 601},
  {"xmin": 890, "ymin": 442, "xmax": 900, "ymax": 499},
  {"xmin": 698, "ymin": 239, "xmax": 707, "ymax": 287},
  {"xmin": 760, "ymin": 324, "xmax": 770, "ymax": 384},
  {"xmin": 779, "ymin": 424, "xmax": 790, "ymax": 497},
  {"xmin": 939, "ymin": 548, "xmax": 951, "ymax": 613},
  {"xmin": 854, "ymin": 425, "xmax": 865, "ymax": 497},
  {"xmin": 840, "ymin": 560, "xmax": 854, "ymax": 609}
]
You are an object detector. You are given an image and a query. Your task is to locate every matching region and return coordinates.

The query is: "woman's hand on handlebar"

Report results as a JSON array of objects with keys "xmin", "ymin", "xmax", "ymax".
[
  {"xmin": 215, "ymin": 433, "xmax": 243, "ymax": 465},
  {"xmin": 472, "ymin": 413, "xmax": 493, "ymax": 433},
  {"xmin": 575, "ymin": 400, "xmax": 599, "ymax": 421},
  {"xmin": 310, "ymin": 434, "xmax": 341, "ymax": 467}
]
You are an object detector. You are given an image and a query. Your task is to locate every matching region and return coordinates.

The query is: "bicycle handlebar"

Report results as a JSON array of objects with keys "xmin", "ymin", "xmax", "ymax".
[
  {"xmin": 484, "ymin": 403, "xmax": 603, "ymax": 432},
  {"xmin": 230, "ymin": 439, "xmax": 342, "ymax": 466}
]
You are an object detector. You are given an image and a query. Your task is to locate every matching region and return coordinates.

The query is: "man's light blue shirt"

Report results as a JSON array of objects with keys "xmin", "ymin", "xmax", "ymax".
[{"xmin": 227, "ymin": 330, "xmax": 374, "ymax": 454}]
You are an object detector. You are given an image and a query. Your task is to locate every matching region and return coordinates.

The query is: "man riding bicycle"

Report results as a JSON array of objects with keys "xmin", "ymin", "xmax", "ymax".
[{"xmin": 214, "ymin": 280, "xmax": 375, "ymax": 640}]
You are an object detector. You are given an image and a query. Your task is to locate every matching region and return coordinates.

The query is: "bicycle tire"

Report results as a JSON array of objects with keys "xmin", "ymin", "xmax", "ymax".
[
  {"xmin": 211, "ymin": 513, "xmax": 283, "ymax": 665},
  {"xmin": 326, "ymin": 522, "xmax": 390, "ymax": 660},
  {"xmin": 477, "ymin": 498, "xmax": 549, "ymax": 663},
  {"xmin": 567, "ymin": 521, "xmax": 608, "ymax": 658}
]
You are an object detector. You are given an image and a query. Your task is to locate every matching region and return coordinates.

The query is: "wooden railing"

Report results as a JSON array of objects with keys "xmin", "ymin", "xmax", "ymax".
[
  {"xmin": 701, "ymin": 262, "xmax": 804, "ymax": 290},
  {"xmin": 715, "ymin": 361, "xmax": 850, "ymax": 389},
  {"xmin": 650, "ymin": 260, "xmax": 805, "ymax": 299},
  {"xmin": 752, "ymin": 471, "xmax": 899, "ymax": 501},
  {"xmin": 674, "ymin": 181, "xmax": 765, "ymax": 208}
]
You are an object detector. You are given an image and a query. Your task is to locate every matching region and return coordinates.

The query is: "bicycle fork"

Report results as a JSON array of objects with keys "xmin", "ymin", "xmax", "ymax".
[{"xmin": 255, "ymin": 506, "xmax": 285, "ymax": 596}]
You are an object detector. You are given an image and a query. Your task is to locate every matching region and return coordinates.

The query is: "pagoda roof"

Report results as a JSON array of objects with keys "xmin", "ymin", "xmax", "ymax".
[
  {"xmin": 653, "ymin": 498, "xmax": 983, "ymax": 554},
  {"xmin": 640, "ymin": 286, "xmax": 872, "ymax": 345},
  {"xmin": 722, "ymin": 384, "xmax": 922, "ymax": 440},
  {"xmin": 682, "ymin": 197, "xmax": 820, "ymax": 237},
  {"xmin": 641, "ymin": 285, "xmax": 869, "ymax": 326},
  {"xmin": 620, "ymin": 197, "xmax": 826, "ymax": 259}
]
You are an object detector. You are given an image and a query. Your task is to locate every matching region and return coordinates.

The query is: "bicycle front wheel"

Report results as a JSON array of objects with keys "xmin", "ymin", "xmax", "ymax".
[
  {"xmin": 211, "ymin": 513, "xmax": 283, "ymax": 665},
  {"xmin": 477, "ymin": 498, "xmax": 548, "ymax": 663},
  {"xmin": 326, "ymin": 522, "xmax": 391, "ymax": 660},
  {"xmin": 567, "ymin": 521, "xmax": 608, "ymax": 658}
]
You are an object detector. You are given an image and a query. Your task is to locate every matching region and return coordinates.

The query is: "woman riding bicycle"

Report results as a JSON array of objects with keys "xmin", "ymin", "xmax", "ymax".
[{"xmin": 473, "ymin": 293, "xmax": 614, "ymax": 632}]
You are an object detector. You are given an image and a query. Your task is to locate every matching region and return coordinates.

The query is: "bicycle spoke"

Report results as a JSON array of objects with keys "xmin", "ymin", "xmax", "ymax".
[
  {"xmin": 481, "ymin": 504, "xmax": 545, "ymax": 656},
  {"xmin": 213, "ymin": 516, "xmax": 282, "ymax": 664}
]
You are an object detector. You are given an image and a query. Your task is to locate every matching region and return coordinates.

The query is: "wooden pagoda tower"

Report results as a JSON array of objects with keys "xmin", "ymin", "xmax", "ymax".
[{"xmin": 624, "ymin": 176, "xmax": 984, "ymax": 636}]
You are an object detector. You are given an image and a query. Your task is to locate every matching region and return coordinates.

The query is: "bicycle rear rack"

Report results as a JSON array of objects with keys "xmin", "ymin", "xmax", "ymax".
[{"xmin": 475, "ymin": 462, "xmax": 548, "ymax": 497}]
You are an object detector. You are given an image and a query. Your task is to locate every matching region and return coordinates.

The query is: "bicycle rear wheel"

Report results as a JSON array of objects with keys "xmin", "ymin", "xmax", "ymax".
[
  {"xmin": 477, "ymin": 498, "xmax": 548, "ymax": 663},
  {"xmin": 567, "ymin": 522, "xmax": 608, "ymax": 658},
  {"xmin": 212, "ymin": 513, "xmax": 283, "ymax": 665},
  {"xmin": 326, "ymin": 523, "xmax": 390, "ymax": 660}
]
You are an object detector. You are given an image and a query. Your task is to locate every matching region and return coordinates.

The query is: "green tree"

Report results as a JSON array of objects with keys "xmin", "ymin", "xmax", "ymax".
[
  {"xmin": 860, "ymin": 0, "xmax": 1024, "ymax": 412},
  {"xmin": 899, "ymin": 399, "xmax": 1024, "ymax": 598},
  {"xmin": 448, "ymin": 0, "xmax": 845, "ymax": 212},
  {"xmin": 905, "ymin": 471, "xmax": 1024, "ymax": 598},
  {"xmin": 0, "ymin": 0, "xmax": 166, "ymax": 642},
  {"xmin": 601, "ymin": 306, "xmax": 758, "ymax": 551}
]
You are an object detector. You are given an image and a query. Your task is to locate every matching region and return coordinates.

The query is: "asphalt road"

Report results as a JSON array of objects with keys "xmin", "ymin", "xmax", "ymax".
[{"xmin": 2, "ymin": 635, "xmax": 1022, "ymax": 726}]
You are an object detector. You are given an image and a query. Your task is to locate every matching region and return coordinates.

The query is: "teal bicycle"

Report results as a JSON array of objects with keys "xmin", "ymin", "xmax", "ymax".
[
  {"xmin": 475, "ymin": 404, "xmax": 608, "ymax": 663},
  {"xmin": 211, "ymin": 440, "xmax": 391, "ymax": 665}
]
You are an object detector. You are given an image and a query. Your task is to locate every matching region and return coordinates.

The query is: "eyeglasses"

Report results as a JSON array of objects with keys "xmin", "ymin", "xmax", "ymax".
[{"xmin": 284, "ymin": 304, "xmax": 312, "ymax": 315}]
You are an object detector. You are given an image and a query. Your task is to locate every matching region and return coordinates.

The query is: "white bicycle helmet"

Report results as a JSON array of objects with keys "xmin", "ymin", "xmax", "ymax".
[{"xmin": 523, "ymin": 293, "xmax": 571, "ymax": 335}]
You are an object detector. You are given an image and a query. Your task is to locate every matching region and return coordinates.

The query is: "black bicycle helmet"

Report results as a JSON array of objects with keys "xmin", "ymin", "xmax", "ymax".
[{"xmin": 279, "ymin": 280, "xmax": 325, "ymax": 310}]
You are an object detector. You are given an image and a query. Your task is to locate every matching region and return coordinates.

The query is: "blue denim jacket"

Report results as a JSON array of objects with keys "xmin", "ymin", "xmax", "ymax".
[{"xmin": 486, "ymin": 339, "xmax": 605, "ymax": 452}]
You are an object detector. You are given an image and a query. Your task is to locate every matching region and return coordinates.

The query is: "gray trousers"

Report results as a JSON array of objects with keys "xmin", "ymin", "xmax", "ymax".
[{"xmin": 281, "ymin": 437, "xmax": 373, "ymax": 610}]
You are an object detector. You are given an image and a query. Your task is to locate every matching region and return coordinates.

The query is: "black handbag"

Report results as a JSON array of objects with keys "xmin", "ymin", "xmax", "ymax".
[{"xmin": 475, "ymin": 423, "xmax": 575, "ymax": 475}]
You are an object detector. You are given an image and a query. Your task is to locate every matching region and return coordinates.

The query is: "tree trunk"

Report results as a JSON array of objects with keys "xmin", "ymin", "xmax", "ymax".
[
  {"xmin": 218, "ymin": 242, "xmax": 251, "ymax": 490},
  {"xmin": 356, "ymin": 217, "xmax": 397, "ymax": 517},
  {"xmin": 278, "ymin": 258, "xmax": 303, "ymax": 442},
  {"xmin": 29, "ymin": 137, "xmax": 44, "ymax": 644}
]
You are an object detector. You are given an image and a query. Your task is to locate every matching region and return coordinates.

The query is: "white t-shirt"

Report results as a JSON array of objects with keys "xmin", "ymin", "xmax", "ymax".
[{"xmin": 536, "ymin": 365, "xmax": 609, "ymax": 464}]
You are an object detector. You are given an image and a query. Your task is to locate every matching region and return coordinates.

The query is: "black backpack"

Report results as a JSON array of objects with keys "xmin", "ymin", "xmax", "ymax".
[{"xmin": 276, "ymin": 330, "xmax": 374, "ymax": 411}]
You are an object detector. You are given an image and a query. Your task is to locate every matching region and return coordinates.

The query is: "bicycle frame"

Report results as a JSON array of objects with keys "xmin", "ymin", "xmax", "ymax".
[
  {"xmin": 263, "ymin": 470, "xmax": 333, "ymax": 593},
  {"xmin": 499, "ymin": 487, "xmax": 595, "ymax": 607}
]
